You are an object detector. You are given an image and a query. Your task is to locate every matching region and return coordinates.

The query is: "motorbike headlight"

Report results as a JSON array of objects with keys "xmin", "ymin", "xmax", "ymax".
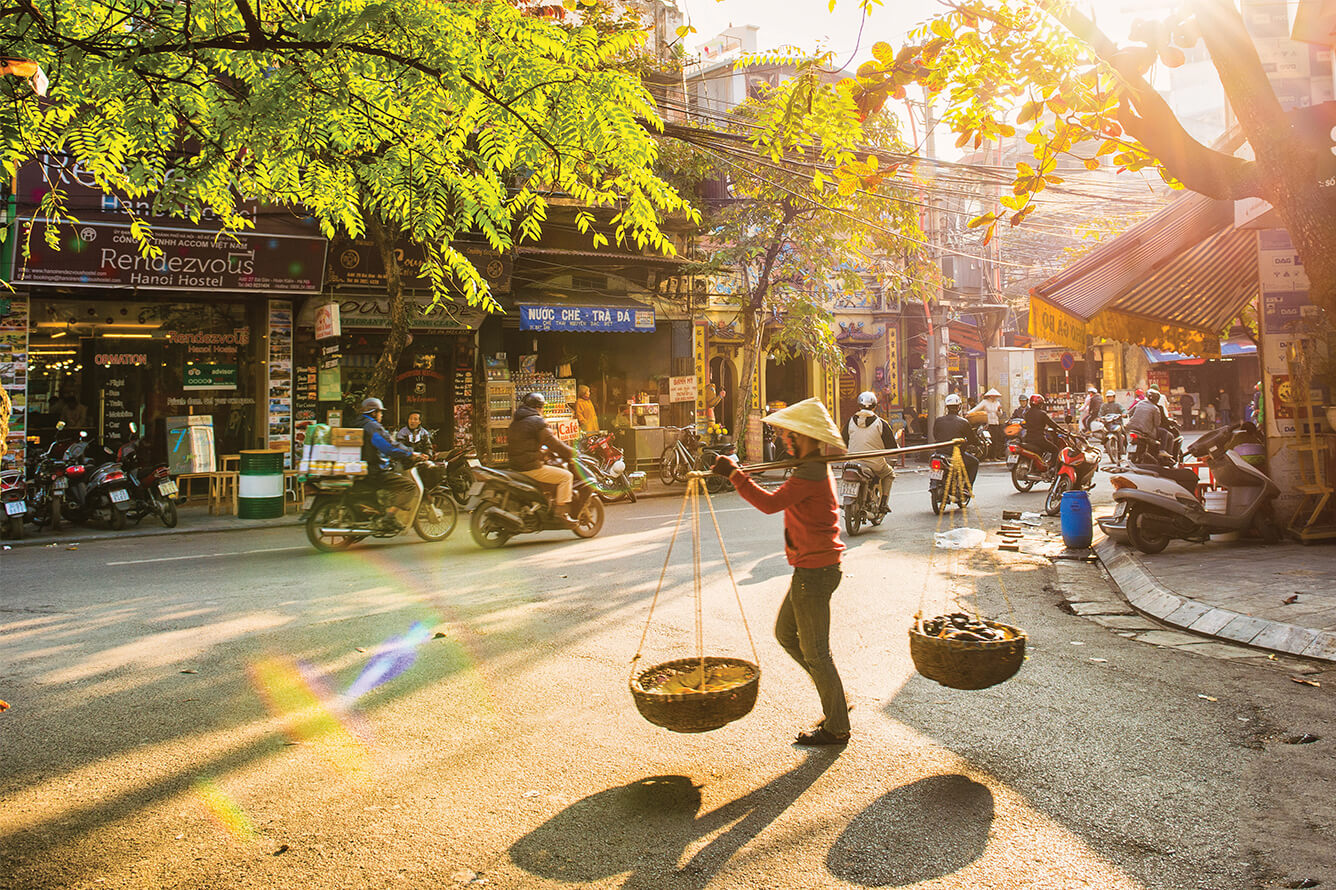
[{"xmin": 610, "ymin": 459, "xmax": 625, "ymax": 475}]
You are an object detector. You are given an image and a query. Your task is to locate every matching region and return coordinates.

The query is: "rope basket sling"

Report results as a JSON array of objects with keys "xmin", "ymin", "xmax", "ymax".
[
  {"xmin": 630, "ymin": 474, "xmax": 760, "ymax": 733},
  {"xmin": 910, "ymin": 445, "xmax": 1026, "ymax": 690}
]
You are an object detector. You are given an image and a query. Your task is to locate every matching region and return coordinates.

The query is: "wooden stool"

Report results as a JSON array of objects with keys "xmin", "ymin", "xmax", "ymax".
[
  {"xmin": 175, "ymin": 473, "xmax": 213, "ymax": 503},
  {"xmin": 209, "ymin": 471, "xmax": 239, "ymax": 515}
]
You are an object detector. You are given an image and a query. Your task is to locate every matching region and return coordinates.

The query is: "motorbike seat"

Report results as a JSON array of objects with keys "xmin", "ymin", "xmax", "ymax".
[{"xmin": 1130, "ymin": 463, "xmax": 1200, "ymax": 494}]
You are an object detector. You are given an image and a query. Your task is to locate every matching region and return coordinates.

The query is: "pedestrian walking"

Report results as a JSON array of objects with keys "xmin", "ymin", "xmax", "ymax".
[
  {"xmin": 1216, "ymin": 388, "xmax": 1232, "ymax": 425},
  {"xmin": 970, "ymin": 388, "xmax": 1006, "ymax": 459},
  {"xmin": 713, "ymin": 398, "xmax": 851, "ymax": 746}
]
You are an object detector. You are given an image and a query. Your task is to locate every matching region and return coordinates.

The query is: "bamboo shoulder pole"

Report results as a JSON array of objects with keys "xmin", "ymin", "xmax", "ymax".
[{"xmin": 687, "ymin": 438, "xmax": 967, "ymax": 477}]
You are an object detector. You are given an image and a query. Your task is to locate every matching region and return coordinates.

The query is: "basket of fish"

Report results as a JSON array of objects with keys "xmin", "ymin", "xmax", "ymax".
[
  {"xmin": 908, "ymin": 612, "xmax": 1026, "ymax": 690},
  {"xmin": 630, "ymin": 656, "xmax": 760, "ymax": 733}
]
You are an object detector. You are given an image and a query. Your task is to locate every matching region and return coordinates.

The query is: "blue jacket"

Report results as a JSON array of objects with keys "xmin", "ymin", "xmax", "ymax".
[{"xmin": 352, "ymin": 412, "xmax": 414, "ymax": 472}]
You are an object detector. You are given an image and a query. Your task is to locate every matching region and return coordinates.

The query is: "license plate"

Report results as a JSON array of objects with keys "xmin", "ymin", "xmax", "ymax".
[
  {"xmin": 838, "ymin": 481, "xmax": 859, "ymax": 498},
  {"xmin": 467, "ymin": 481, "xmax": 483, "ymax": 500},
  {"xmin": 929, "ymin": 469, "xmax": 944, "ymax": 481},
  {"xmin": 1007, "ymin": 453, "xmax": 1018, "ymax": 466},
  {"xmin": 1113, "ymin": 502, "xmax": 1128, "ymax": 519},
  {"xmin": 54, "ymin": 478, "xmax": 68, "ymax": 491},
  {"xmin": 110, "ymin": 488, "xmax": 130, "ymax": 503},
  {"xmin": 159, "ymin": 481, "xmax": 178, "ymax": 496},
  {"xmin": 4, "ymin": 500, "xmax": 24, "ymax": 516}
]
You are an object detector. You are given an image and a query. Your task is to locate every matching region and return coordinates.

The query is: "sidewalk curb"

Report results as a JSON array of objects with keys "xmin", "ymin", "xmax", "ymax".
[
  {"xmin": 3, "ymin": 516, "xmax": 299, "ymax": 549},
  {"xmin": 1094, "ymin": 536, "xmax": 1336, "ymax": 663}
]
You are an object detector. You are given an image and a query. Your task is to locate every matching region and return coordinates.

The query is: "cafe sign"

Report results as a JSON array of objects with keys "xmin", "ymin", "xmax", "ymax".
[{"xmin": 519, "ymin": 303, "xmax": 655, "ymax": 332}]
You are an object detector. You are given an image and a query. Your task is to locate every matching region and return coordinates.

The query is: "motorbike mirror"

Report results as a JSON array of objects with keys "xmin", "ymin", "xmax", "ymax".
[
  {"xmin": 56, "ymin": 421, "xmax": 66, "ymax": 430},
  {"xmin": 128, "ymin": 422, "xmax": 137, "ymax": 434}
]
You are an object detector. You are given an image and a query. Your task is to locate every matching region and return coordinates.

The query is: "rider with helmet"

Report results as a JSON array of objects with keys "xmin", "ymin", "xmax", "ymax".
[
  {"xmin": 1079, "ymin": 386, "xmax": 1101, "ymax": 431},
  {"xmin": 932, "ymin": 394, "xmax": 981, "ymax": 483},
  {"xmin": 1099, "ymin": 389, "xmax": 1124, "ymax": 416},
  {"xmin": 508, "ymin": 392, "xmax": 580, "ymax": 529},
  {"xmin": 1128, "ymin": 388, "xmax": 1167, "ymax": 459},
  {"xmin": 842, "ymin": 391, "xmax": 898, "ymax": 515},
  {"xmin": 1022, "ymin": 394, "xmax": 1065, "ymax": 460},
  {"xmin": 351, "ymin": 397, "xmax": 426, "ymax": 530}
]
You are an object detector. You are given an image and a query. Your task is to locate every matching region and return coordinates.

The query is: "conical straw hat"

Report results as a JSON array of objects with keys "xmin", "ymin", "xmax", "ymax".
[
  {"xmin": 765, "ymin": 398, "xmax": 845, "ymax": 451},
  {"xmin": 984, "ymin": 388, "xmax": 1001, "ymax": 397}
]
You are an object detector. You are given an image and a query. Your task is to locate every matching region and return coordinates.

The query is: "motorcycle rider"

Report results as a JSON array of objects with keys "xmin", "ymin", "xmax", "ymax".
[
  {"xmin": 508, "ymin": 392, "xmax": 581, "ymax": 529},
  {"xmin": 352, "ymin": 397, "xmax": 426, "ymax": 531},
  {"xmin": 1099, "ymin": 389, "xmax": 1124, "ymax": 417},
  {"xmin": 395, "ymin": 411, "xmax": 434, "ymax": 455},
  {"xmin": 1147, "ymin": 387, "xmax": 1178, "ymax": 456},
  {"xmin": 1023, "ymin": 394, "xmax": 1065, "ymax": 462},
  {"xmin": 970, "ymin": 388, "xmax": 1006, "ymax": 459},
  {"xmin": 1128, "ymin": 388, "xmax": 1166, "ymax": 461},
  {"xmin": 1079, "ymin": 386, "xmax": 1100, "ymax": 431},
  {"xmin": 1010, "ymin": 394, "xmax": 1029, "ymax": 421},
  {"xmin": 842, "ymin": 391, "xmax": 897, "ymax": 515},
  {"xmin": 931, "ymin": 394, "xmax": 981, "ymax": 485}
]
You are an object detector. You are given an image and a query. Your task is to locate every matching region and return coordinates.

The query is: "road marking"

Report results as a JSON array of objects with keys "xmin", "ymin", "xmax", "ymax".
[{"xmin": 106, "ymin": 546, "xmax": 305, "ymax": 566}]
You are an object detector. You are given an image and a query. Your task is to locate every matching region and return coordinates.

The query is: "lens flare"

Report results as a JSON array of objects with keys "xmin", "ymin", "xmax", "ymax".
[
  {"xmin": 342, "ymin": 621, "xmax": 432, "ymax": 705},
  {"xmin": 249, "ymin": 656, "xmax": 371, "ymax": 779},
  {"xmin": 193, "ymin": 777, "xmax": 257, "ymax": 841}
]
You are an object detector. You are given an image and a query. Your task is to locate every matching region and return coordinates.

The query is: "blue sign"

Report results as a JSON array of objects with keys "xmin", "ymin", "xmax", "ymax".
[{"xmin": 519, "ymin": 303, "xmax": 655, "ymax": 333}]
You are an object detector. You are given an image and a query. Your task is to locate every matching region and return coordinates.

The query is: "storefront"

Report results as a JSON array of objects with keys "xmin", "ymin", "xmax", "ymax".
[{"xmin": 1142, "ymin": 338, "xmax": 1260, "ymax": 429}]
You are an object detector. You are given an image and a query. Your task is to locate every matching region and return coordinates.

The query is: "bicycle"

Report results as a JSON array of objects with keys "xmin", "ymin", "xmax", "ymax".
[{"xmin": 658, "ymin": 426, "xmax": 702, "ymax": 485}]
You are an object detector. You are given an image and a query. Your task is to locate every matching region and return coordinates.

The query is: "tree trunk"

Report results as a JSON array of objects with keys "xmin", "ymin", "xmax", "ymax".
[
  {"xmin": 364, "ymin": 215, "xmax": 411, "ymax": 404},
  {"xmin": 733, "ymin": 309, "xmax": 762, "ymax": 462}
]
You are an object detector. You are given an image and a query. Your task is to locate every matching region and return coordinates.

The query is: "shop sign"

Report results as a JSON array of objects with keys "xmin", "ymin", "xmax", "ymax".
[
  {"xmin": 1029, "ymin": 295, "xmax": 1089, "ymax": 353},
  {"xmin": 519, "ymin": 303, "xmax": 655, "ymax": 333},
  {"xmin": 183, "ymin": 363, "xmax": 238, "ymax": 390},
  {"xmin": 94, "ymin": 353, "xmax": 148, "ymax": 365},
  {"xmin": 328, "ymin": 238, "xmax": 511, "ymax": 293},
  {"xmin": 1259, "ymin": 228, "xmax": 1319, "ymax": 331},
  {"xmin": 13, "ymin": 220, "xmax": 327, "ymax": 293},
  {"xmin": 318, "ymin": 365, "xmax": 342, "ymax": 401},
  {"xmin": 885, "ymin": 325, "xmax": 900, "ymax": 405},
  {"xmin": 322, "ymin": 294, "xmax": 485, "ymax": 330},
  {"xmin": 668, "ymin": 375, "xmax": 696, "ymax": 403},
  {"xmin": 693, "ymin": 321, "xmax": 708, "ymax": 422},
  {"xmin": 314, "ymin": 302, "xmax": 341, "ymax": 340}
]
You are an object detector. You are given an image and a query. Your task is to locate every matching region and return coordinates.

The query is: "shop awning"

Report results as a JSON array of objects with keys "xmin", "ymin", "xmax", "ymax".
[
  {"xmin": 1143, "ymin": 338, "xmax": 1258, "ymax": 363},
  {"xmin": 1028, "ymin": 193, "xmax": 1258, "ymax": 358},
  {"xmin": 516, "ymin": 292, "xmax": 656, "ymax": 332},
  {"xmin": 947, "ymin": 319, "xmax": 986, "ymax": 353}
]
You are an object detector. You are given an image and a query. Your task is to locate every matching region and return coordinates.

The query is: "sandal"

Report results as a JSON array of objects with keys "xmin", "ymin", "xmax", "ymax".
[{"xmin": 795, "ymin": 727, "xmax": 850, "ymax": 747}]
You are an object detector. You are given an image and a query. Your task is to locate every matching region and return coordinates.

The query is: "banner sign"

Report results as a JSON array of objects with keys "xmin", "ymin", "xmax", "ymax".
[
  {"xmin": 1029, "ymin": 294, "xmax": 1089, "ymax": 353},
  {"xmin": 328, "ymin": 238, "xmax": 511, "ymax": 293},
  {"xmin": 314, "ymin": 302, "xmax": 341, "ymax": 340},
  {"xmin": 518, "ymin": 303, "xmax": 655, "ymax": 333},
  {"xmin": 668, "ymin": 375, "xmax": 696, "ymax": 403},
  {"xmin": 183, "ymin": 363, "xmax": 238, "ymax": 391},
  {"xmin": 13, "ymin": 220, "xmax": 326, "ymax": 293}
]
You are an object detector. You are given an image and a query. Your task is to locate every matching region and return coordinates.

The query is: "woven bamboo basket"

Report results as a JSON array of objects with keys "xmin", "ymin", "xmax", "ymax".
[
  {"xmin": 630, "ymin": 656, "xmax": 760, "ymax": 733},
  {"xmin": 908, "ymin": 620, "xmax": 1026, "ymax": 690}
]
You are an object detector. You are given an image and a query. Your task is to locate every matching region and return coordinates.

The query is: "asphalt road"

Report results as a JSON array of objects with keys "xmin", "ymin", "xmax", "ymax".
[{"xmin": 2, "ymin": 466, "xmax": 1333, "ymax": 889}]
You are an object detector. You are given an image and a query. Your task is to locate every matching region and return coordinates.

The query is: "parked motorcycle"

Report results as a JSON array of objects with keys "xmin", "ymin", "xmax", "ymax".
[
  {"xmin": 578, "ymin": 431, "xmax": 643, "ymax": 503},
  {"xmin": 1089, "ymin": 414, "xmax": 1126, "ymax": 466},
  {"xmin": 28, "ymin": 436, "xmax": 76, "ymax": 531},
  {"xmin": 928, "ymin": 448, "xmax": 973, "ymax": 515},
  {"xmin": 1, "ymin": 466, "xmax": 27, "ymax": 539},
  {"xmin": 1111, "ymin": 422, "xmax": 1282, "ymax": 554},
  {"xmin": 304, "ymin": 459, "xmax": 460, "ymax": 552},
  {"xmin": 1097, "ymin": 462, "xmax": 1203, "ymax": 545},
  {"xmin": 469, "ymin": 457, "xmax": 605, "ymax": 548},
  {"xmin": 1043, "ymin": 434, "xmax": 1102, "ymax": 516},
  {"xmin": 1128, "ymin": 418, "xmax": 1184, "ymax": 466},
  {"xmin": 838, "ymin": 461, "xmax": 891, "ymax": 535},
  {"xmin": 59, "ymin": 435, "xmax": 134, "ymax": 530},
  {"xmin": 435, "ymin": 445, "xmax": 479, "ymax": 507},
  {"xmin": 117, "ymin": 432, "xmax": 179, "ymax": 528}
]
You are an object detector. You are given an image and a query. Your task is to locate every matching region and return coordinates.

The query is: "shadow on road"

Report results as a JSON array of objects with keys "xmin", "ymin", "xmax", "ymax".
[
  {"xmin": 509, "ymin": 752, "xmax": 837, "ymax": 889},
  {"xmin": 826, "ymin": 774, "xmax": 993, "ymax": 887}
]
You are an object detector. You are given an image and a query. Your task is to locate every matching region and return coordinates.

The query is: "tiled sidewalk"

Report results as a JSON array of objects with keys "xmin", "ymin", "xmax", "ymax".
[{"xmin": 1096, "ymin": 535, "xmax": 1336, "ymax": 662}]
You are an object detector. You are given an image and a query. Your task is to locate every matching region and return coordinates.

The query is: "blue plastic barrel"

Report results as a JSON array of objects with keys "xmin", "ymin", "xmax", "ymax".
[{"xmin": 1060, "ymin": 489, "xmax": 1093, "ymax": 549}]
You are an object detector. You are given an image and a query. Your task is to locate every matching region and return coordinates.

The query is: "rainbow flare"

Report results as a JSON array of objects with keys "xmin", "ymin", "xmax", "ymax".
[{"xmin": 193, "ymin": 777, "xmax": 257, "ymax": 841}]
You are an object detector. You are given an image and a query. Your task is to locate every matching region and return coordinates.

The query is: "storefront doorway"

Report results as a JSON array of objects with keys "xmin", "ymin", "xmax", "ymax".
[{"xmin": 765, "ymin": 354, "xmax": 809, "ymax": 408}]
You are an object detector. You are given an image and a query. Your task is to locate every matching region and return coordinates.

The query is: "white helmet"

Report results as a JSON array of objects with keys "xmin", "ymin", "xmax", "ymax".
[
  {"xmin": 857, "ymin": 391, "xmax": 877, "ymax": 409},
  {"xmin": 1105, "ymin": 389, "xmax": 1116, "ymax": 398},
  {"xmin": 944, "ymin": 393, "xmax": 962, "ymax": 407}
]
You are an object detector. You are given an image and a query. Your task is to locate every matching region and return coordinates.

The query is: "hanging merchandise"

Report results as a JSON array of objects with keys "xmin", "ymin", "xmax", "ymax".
[
  {"xmin": 630, "ymin": 475, "xmax": 760, "ymax": 733},
  {"xmin": 909, "ymin": 446, "xmax": 1027, "ymax": 690}
]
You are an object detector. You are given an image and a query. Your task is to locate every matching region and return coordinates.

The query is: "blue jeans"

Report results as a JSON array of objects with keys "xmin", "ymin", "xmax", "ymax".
[{"xmin": 775, "ymin": 564, "xmax": 849, "ymax": 735}]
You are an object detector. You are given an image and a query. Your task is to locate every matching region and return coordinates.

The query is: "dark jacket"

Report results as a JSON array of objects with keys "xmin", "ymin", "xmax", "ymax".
[
  {"xmin": 1023, "ymin": 404, "xmax": 1059, "ymax": 449},
  {"xmin": 508, "ymin": 405, "xmax": 549, "ymax": 471},
  {"xmin": 351, "ymin": 412, "xmax": 414, "ymax": 472},
  {"xmin": 932, "ymin": 412, "xmax": 977, "ymax": 448}
]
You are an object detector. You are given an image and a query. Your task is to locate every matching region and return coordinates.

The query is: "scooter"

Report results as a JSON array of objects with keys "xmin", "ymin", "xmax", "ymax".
[
  {"xmin": 928, "ymin": 448, "xmax": 973, "ymax": 515},
  {"xmin": 304, "ymin": 458, "xmax": 460, "ymax": 552},
  {"xmin": 1097, "ymin": 462, "xmax": 1203, "ymax": 545},
  {"xmin": 59, "ymin": 435, "xmax": 134, "ymax": 530},
  {"xmin": 578, "ymin": 431, "xmax": 644, "ymax": 503},
  {"xmin": 1043, "ymin": 434, "xmax": 1102, "ymax": 516},
  {"xmin": 118, "ymin": 431, "xmax": 179, "ymax": 528},
  {"xmin": 436, "ymin": 445, "xmax": 479, "ymax": 508},
  {"xmin": 1, "ymin": 466, "xmax": 27, "ymax": 539},
  {"xmin": 1111, "ymin": 422, "xmax": 1282, "ymax": 554},
  {"xmin": 1128, "ymin": 418, "xmax": 1184, "ymax": 466},
  {"xmin": 839, "ymin": 460, "xmax": 892, "ymax": 534},
  {"xmin": 1089, "ymin": 414, "xmax": 1126, "ymax": 466},
  {"xmin": 469, "ymin": 455, "xmax": 605, "ymax": 548},
  {"xmin": 1007, "ymin": 433, "xmax": 1065, "ymax": 493}
]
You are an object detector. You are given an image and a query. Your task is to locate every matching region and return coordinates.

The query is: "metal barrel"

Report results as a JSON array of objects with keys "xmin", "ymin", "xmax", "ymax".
[{"xmin": 238, "ymin": 449, "xmax": 285, "ymax": 519}]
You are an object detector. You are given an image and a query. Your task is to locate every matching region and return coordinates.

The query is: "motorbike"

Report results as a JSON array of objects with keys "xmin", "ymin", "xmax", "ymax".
[
  {"xmin": 1128, "ymin": 417, "xmax": 1184, "ymax": 466},
  {"xmin": 1043, "ymin": 434, "xmax": 1102, "ymax": 516},
  {"xmin": 59, "ymin": 435, "xmax": 134, "ymax": 530},
  {"xmin": 578, "ymin": 431, "xmax": 643, "ymax": 503},
  {"xmin": 1097, "ymin": 462, "xmax": 1203, "ymax": 545},
  {"xmin": 117, "ymin": 432, "xmax": 179, "ymax": 528},
  {"xmin": 928, "ymin": 449, "xmax": 973, "ymax": 515},
  {"xmin": 1, "ymin": 466, "xmax": 27, "ymax": 539},
  {"xmin": 304, "ymin": 459, "xmax": 460, "ymax": 552},
  {"xmin": 469, "ymin": 455, "xmax": 605, "ymax": 549},
  {"xmin": 1089, "ymin": 413, "xmax": 1126, "ymax": 466},
  {"xmin": 435, "ymin": 445, "xmax": 479, "ymax": 508},
  {"xmin": 838, "ymin": 461, "xmax": 891, "ymax": 535},
  {"xmin": 1110, "ymin": 422, "xmax": 1282, "ymax": 554},
  {"xmin": 965, "ymin": 423, "xmax": 991, "ymax": 461},
  {"xmin": 1007, "ymin": 431, "xmax": 1066, "ymax": 493},
  {"xmin": 28, "ymin": 436, "xmax": 76, "ymax": 531}
]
